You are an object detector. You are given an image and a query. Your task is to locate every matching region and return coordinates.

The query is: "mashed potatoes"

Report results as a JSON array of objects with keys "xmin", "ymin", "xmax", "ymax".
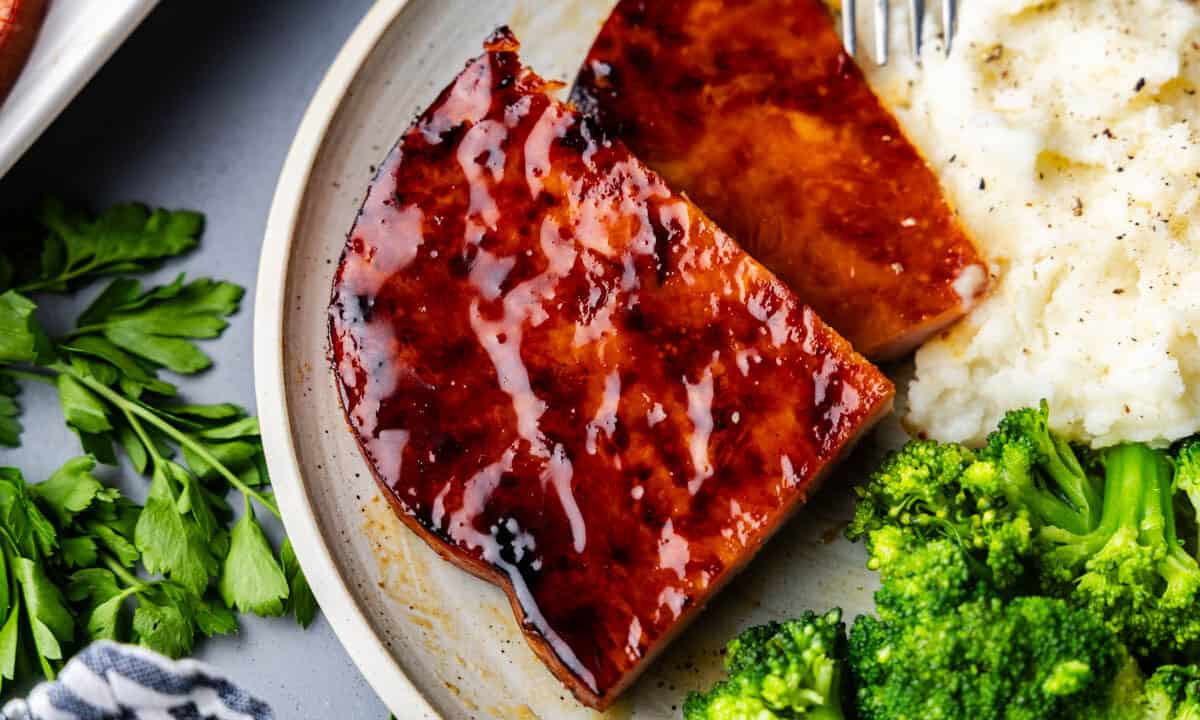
[{"xmin": 855, "ymin": 0, "xmax": 1200, "ymax": 447}]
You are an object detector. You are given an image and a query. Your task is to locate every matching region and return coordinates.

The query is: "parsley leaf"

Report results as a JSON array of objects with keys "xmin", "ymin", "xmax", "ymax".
[
  {"xmin": 66, "ymin": 567, "xmax": 129, "ymax": 642},
  {"xmin": 60, "ymin": 336, "xmax": 176, "ymax": 398},
  {"xmin": 125, "ymin": 578, "xmax": 233, "ymax": 658},
  {"xmin": 0, "ymin": 540, "xmax": 8, "ymax": 622},
  {"xmin": 56, "ymin": 374, "xmax": 113, "ymax": 436},
  {"xmin": 87, "ymin": 521, "xmax": 140, "ymax": 568},
  {"xmin": 0, "ymin": 375, "xmax": 21, "ymax": 447},
  {"xmin": 220, "ymin": 498, "xmax": 288, "ymax": 616},
  {"xmin": 132, "ymin": 596, "xmax": 193, "ymax": 658},
  {"xmin": 60, "ymin": 537, "xmax": 98, "ymax": 568},
  {"xmin": 0, "ymin": 200, "xmax": 318, "ymax": 689},
  {"xmin": 67, "ymin": 275, "xmax": 242, "ymax": 374},
  {"xmin": 282, "ymin": 538, "xmax": 317, "ymax": 628},
  {"xmin": 0, "ymin": 468, "xmax": 58, "ymax": 560},
  {"xmin": 135, "ymin": 462, "xmax": 220, "ymax": 595},
  {"xmin": 85, "ymin": 594, "xmax": 126, "ymax": 642},
  {"xmin": 12, "ymin": 556, "xmax": 75, "ymax": 677},
  {"xmin": 0, "ymin": 291, "xmax": 51, "ymax": 364},
  {"xmin": 30, "ymin": 456, "xmax": 108, "ymax": 526},
  {"xmin": 0, "ymin": 596, "xmax": 19, "ymax": 694},
  {"xmin": 16, "ymin": 199, "xmax": 202, "ymax": 293}
]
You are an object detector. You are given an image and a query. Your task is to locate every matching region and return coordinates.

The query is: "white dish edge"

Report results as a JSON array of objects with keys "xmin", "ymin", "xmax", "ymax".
[{"xmin": 253, "ymin": 0, "xmax": 440, "ymax": 717}]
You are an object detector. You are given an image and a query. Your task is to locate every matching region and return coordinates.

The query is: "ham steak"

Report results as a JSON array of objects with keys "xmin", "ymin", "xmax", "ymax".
[
  {"xmin": 329, "ymin": 28, "xmax": 894, "ymax": 709},
  {"xmin": 572, "ymin": 0, "xmax": 988, "ymax": 360},
  {"xmin": 0, "ymin": 0, "xmax": 46, "ymax": 104}
]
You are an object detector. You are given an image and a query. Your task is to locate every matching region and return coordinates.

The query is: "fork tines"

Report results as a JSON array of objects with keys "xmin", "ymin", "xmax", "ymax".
[{"xmin": 841, "ymin": 0, "xmax": 956, "ymax": 65}]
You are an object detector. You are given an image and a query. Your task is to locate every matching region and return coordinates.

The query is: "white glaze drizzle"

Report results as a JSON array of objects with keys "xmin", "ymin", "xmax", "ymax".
[
  {"xmin": 625, "ymin": 616, "xmax": 643, "ymax": 661},
  {"xmin": 657, "ymin": 519, "xmax": 690, "ymax": 580},
  {"xmin": 524, "ymin": 104, "xmax": 572, "ymax": 199},
  {"xmin": 781, "ymin": 455, "xmax": 801, "ymax": 488},
  {"xmin": 456, "ymin": 118, "xmax": 507, "ymax": 238},
  {"xmin": 420, "ymin": 54, "xmax": 493, "ymax": 144},
  {"xmin": 646, "ymin": 402, "xmax": 667, "ymax": 427},
  {"xmin": 585, "ymin": 370, "xmax": 621, "ymax": 455},
  {"xmin": 446, "ymin": 447, "xmax": 598, "ymax": 693},
  {"xmin": 684, "ymin": 358, "xmax": 717, "ymax": 495},
  {"xmin": 543, "ymin": 443, "xmax": 586, "ymax": 554}
]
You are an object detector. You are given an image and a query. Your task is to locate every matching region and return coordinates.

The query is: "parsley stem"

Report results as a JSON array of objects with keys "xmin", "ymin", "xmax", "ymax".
[
  {"xmin": 14, "ymin": 261, "xmax": 102, "ymax": 294},
  {"xmin": 68, "ymin": 371, "xmax": 281, "ymax": 520},
  {"xmin": 120, "ymin": 403, "xmax": 166, "ymax": 467},
  {"xmin": 0, "ymin": 366, "xmax": 56, "ymax": 385},
  {"xmin": 60, "ymin": 324, "xmax": 109, "ymax": 341},
  {"xmin": 101, "ymin": 554, "xmax": 149, "ymax": 593}
]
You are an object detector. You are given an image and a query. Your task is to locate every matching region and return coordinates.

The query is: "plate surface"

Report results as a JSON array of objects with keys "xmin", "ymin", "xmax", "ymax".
[
  {"xmin": 255, "ymin": 1, "xmax": 903, "ymax": 717},
  {"xmin": 0, "ymin": 0, "xmax": 158, "ymax": 177}
]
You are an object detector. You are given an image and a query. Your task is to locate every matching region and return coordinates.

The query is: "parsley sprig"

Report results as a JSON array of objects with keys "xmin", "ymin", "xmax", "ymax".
[{"xmin": 0, "ymin": 200, "xmax": 315, "ymax": 693}]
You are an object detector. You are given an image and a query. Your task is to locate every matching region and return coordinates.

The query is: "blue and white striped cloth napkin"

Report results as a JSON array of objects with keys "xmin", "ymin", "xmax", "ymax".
[{"xmin": 1, "ymin": 642, "xmax": 273, "ymax": 720}]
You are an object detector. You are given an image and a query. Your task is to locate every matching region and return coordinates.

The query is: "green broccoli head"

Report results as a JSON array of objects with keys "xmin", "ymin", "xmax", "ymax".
[
  {"xmin": 1175, "ymin": 440, "xmax": 1200, "ymax": 496},
  {"xmin": 846, "ymin": 440, "xmax": 977, "ymax": 545},
  {"xmin": 1039, "ymin": 443, "xmax": 1200, "ymax": 657},
  {"xmin": 847, "ymin": 438, "xmax": 1034, "ymax": 590},
  {"xmin": 684, "ymin": 610, "xmax": 847, "ymax": 720},
  {"xmin": 1144, "ymin": 664, "xmax": 1200, "ymax": 720},
  {"xmin": 849, "ymin": 595, "xmax": 1130, "ymax": 720},
  {"xmin": 869, "ymin": 533, "xmax": 980, "ymax": 623},
  {"xmin": 851, "ymin": 403, "xmax": 1200, "ymax": 660},
  {"xmin": 681, "ymin": 677, "xmax": 786, "ymax": 720},
  {"xmin": 981, "ymin": 402, "xmax": 1099, "ymax": 535}
]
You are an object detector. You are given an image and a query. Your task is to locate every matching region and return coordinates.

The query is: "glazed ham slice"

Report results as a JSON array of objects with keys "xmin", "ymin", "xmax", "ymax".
[
  {"xmin": 329, "ymin": 29, "xmax": 894, "ymax": 709},
  {"xmin": 572, "ymin": 0, "xmax": 988, "ymax": 360}
]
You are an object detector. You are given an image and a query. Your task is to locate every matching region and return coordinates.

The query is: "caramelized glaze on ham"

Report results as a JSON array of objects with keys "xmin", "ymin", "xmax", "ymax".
[
  {"xmin": 329, "ymin": 29, "xmax": 894, "ymax": 709},
  {"xmin": 572, "ymin": 0, "xmax": 988, "ymax": 360}
]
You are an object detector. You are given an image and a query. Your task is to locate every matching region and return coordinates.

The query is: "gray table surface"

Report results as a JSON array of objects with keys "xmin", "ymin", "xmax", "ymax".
[{"xmin": 0, "ymin": 2, "xmax": 390, "ymax": 717}]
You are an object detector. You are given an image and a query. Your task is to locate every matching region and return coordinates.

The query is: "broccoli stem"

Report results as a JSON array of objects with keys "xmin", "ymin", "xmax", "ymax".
[
  {"xmin": 1101, "ymin": 444, "xmax": 1151, "ymax": 539},
  {"xmin": 812, "ymin": 663, "xmax": 846, "ymax": 720},
  {"xmin": 1139, "ymin": 446, "xmax": 1174, "ymax": 548},
  {"xmin": 1039, "ymin": 444, "xmax": 1146, "ymax": 572},
  {"xmin": 1087, "ymin": 445, "xmax": 1200, "ymax": 599},
  {"xmin": 1003, "ymin": 455, "xmax": 1092, "ymax": 536},
  {"xmin": 1137, "ymin": 446, "xmax": 1200, "ymax": 600},
  {"xmin": 1024, "ymin": 484, "xmax": 1092, "ymax": 536},
  {"xmin": 805, "ymin": 706, "xmax": 845, "ymax": 720},
  {"xmin": 1044, "ymin": 434, "xmax": 1102, "ymax": 531}
]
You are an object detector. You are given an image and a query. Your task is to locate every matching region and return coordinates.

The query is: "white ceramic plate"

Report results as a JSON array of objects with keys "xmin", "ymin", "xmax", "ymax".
[
  {"xmin": 255, "ymin": 1, "xmax": 905, "ymax": 717},
  {"xmin": 0, "ymin": 0, "xmax": 158, "ymax": 178}
]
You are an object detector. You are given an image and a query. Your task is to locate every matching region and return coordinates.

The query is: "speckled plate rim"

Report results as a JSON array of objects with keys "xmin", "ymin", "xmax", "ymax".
[{"xmin": 253, "ymin": 1, "xmax": 439, "ymax": 717}]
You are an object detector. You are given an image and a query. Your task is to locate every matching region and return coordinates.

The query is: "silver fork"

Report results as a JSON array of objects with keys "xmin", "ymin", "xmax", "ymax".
[{"xmin": 841, "ymin": 0, "xmax": 957, "ymax": 65}]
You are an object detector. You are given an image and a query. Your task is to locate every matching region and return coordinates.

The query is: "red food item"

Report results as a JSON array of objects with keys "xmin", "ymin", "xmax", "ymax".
[
  {"xmin": 572, "ymin": 0, "xmax": 988, "ymax": 360},
  {"xmin": 0, "ymin": 0, "xmax": 47, "ymax": 104},
  {"xmin": 329, "ymin": 28, "xmax": 893, "ymax": 709}
]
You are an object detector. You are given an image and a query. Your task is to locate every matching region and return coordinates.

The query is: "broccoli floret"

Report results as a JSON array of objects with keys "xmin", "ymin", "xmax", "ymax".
[
  {"xmin": 1038, "ymin": 443, "xmax": 1200, "ymax": 657},
  {"xmin": 1103, "ymin": 654, "xmax": 1153, "ymax": 720},
  {"xmin": 867, "ymin": 531, "xmax": 980, "ymax": 623},
  {"xmin": 684, "ymin": 413, "xmax": 1200, "ymax": 718},
  {"xmin": 850, "ymin": 403, "xmax": 1200, "ymax": 659},
  {"xmin": 1144, "ymin": 664, "xmax": 1200, "ymax": 720},
  {"xmin": 846, "ymin": 440, "xmax": 977, "ymax": 549},
  {"xmin": 848, "ymin": 595, "xmax": 1131, "ymax": 720},
  {"xmin": 847, "ymin": 439, "xmax": 1034, "ymax": 590},
  {"xmin": 981, "ymin": 401, "xmax": 1100, "ymax": 534},
  {"xmin": 684, "ymin": 609, "xmax": 847, "ymax": 720}
]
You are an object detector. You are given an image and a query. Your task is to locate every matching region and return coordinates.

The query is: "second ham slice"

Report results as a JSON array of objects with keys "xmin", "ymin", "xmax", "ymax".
[
  {"xmin": 329, "ymin": 29, "xmax": 894, "ymax": 710},
  {"xmin": 572, "ymin": 0, "xmax": 989, "ymax": 360}
]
